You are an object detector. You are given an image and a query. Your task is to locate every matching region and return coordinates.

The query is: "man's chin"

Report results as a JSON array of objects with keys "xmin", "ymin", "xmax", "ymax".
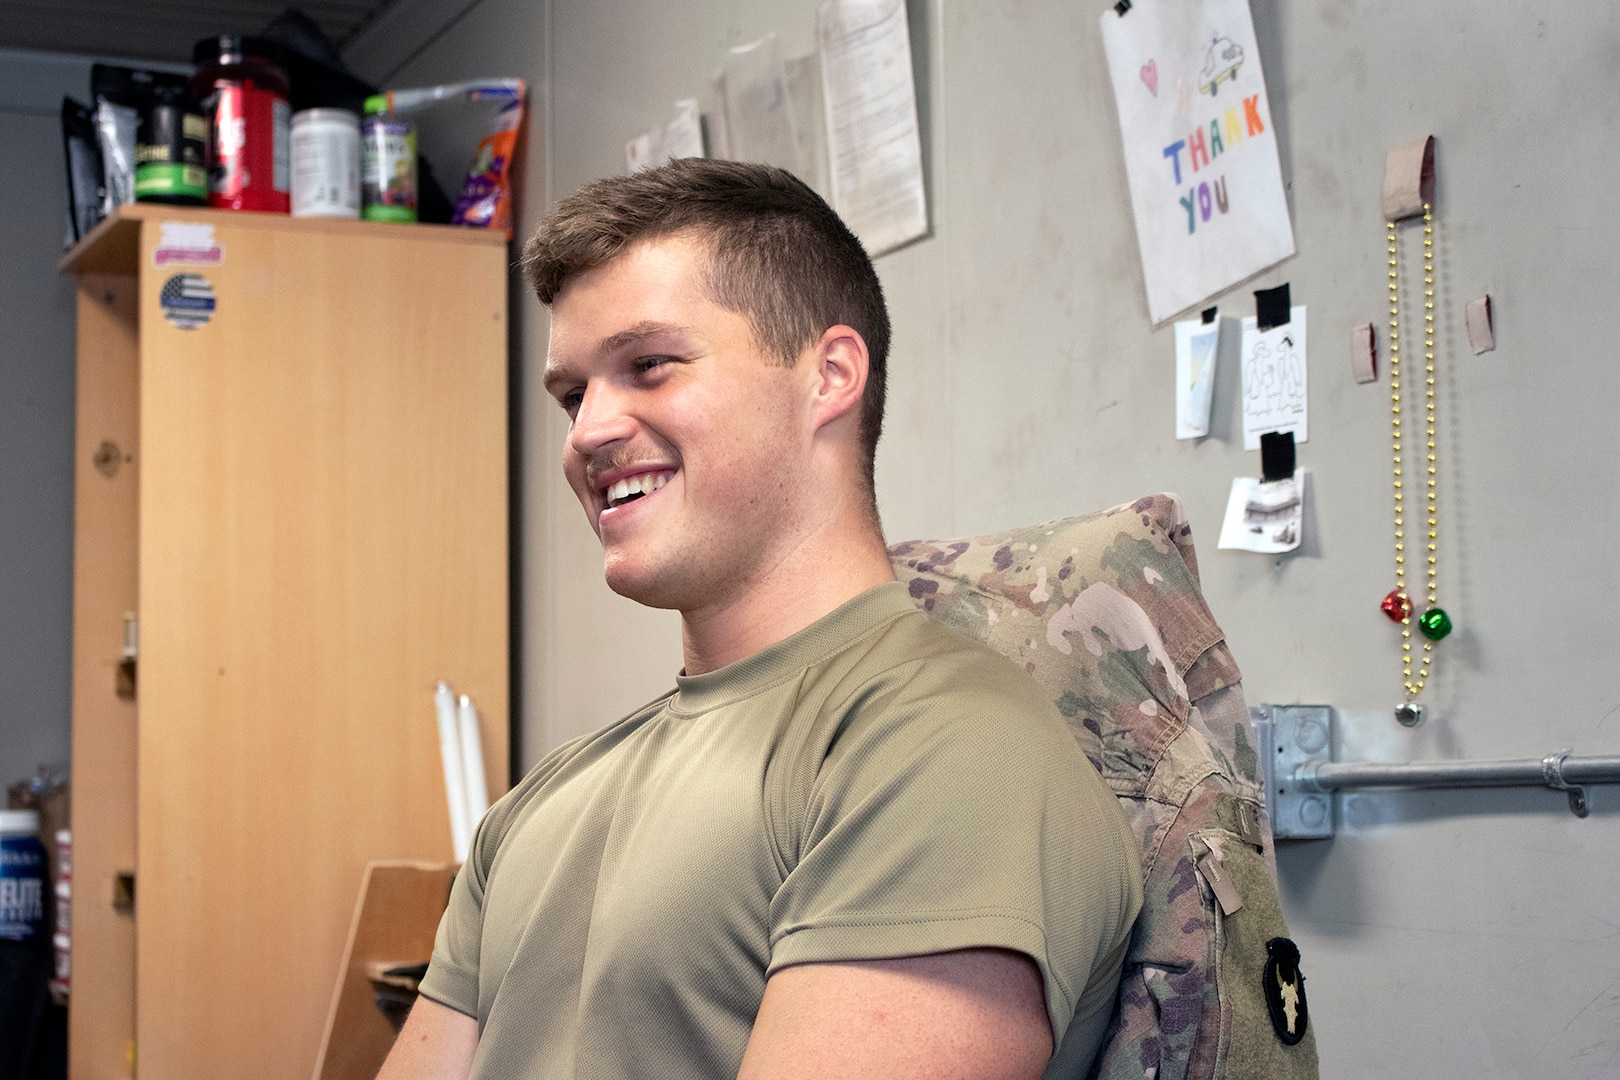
[{"xmin": 603, "ymin": 561, "xmax": 684, "ymax": 611}]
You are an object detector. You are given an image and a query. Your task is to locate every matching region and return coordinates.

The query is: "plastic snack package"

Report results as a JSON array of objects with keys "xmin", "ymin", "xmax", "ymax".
[
  {"xmin": 368, "ymin": 78, "xmax": 523, "ymax": 119},
  {"xmin": 367, "ymin": 78, "xmax": 525, "ymax": 235},
  {"xmin": 450, "ymin": 96, "xmax": 523, "ymax": 235},
  {"xmin": 61, "ymin": 98, "xmax": 104, "ymax": 245}
]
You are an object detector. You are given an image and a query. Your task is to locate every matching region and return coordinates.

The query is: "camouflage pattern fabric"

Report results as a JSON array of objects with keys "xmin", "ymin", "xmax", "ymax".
[{"xmin": 889, "ymin": 493, "xmax": 1319, "ymax": 1080}]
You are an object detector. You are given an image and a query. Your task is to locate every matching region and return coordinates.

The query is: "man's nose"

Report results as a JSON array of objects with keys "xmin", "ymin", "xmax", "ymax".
[{"xmin": 567, "ymin": 381, "xmax": 637, "ymax": 458}]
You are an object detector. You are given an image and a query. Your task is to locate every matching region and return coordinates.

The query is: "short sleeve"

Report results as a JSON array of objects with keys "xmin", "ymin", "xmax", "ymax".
[
  {"xmin": 413, "ymin": 711, "xmax": 665, "ymax": 1024},
  {"xmin": 765, "ymin": 654, "xmax": 1140, "ymax": 1047},
  {"xmin": 418, "ymin": 821, "xmax": 493, "ymax": 1018}
]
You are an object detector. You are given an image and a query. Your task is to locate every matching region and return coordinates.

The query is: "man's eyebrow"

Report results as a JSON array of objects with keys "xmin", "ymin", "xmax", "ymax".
[
  {"xmin": 544, "ymin": 321, "xmax": 691, "ymax": 394},
  {"xmin": 541, "ymin": 362, "xmax": 573, "ymax": 395},
  {"xmin": 595, "ymin": 321, "xmax": 689, "ymax": 357}
]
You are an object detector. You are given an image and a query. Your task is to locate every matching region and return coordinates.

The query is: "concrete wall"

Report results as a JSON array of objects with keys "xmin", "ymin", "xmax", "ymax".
[
  {"xmin": 0, "ymin": 48, "xmax": 189, "ymax": 793},
  {"xmin": 365, "ymin": 3, "xmax": 1618, "ymax": 1075},
  {"xmin": 0, "ymin": 49, "xmax": 90, "ymax": 791}
]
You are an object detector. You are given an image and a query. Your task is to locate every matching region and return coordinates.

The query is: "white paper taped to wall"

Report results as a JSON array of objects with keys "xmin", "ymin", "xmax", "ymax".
[
  {"xmin": 1175, "ymin": 313, "xmax": 1240, "ymax": 439},
  {"xmin": 1239, "ymin": 305, "xmax": 1308, "ymax": 450},
  {"xmin": 719, "ymin": 35, "xmax": 805, "ymax": 177},
  {"xmin": 1100, "ymin": 0, "xmax": 1295, "ymax": 323},
  {"xmin": 818, "ymin": 0, "xmax": 928, "ymax": 256},
  {"xmin": 626, "ymin": 99, "xmax": 705, "ymax": 173},
  {"xmin": 783, "ymin": 53, "xmax": 830, "ymax": 196},
  {"xmin": 1218, "ymin": 468, "xmax": 1304, "ymax": 553}
]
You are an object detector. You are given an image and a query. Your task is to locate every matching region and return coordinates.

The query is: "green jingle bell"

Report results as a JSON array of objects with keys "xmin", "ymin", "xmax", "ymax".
[{"xmin": 1418, "ymin": 607, "xmax": 1452, "ymax": 641}]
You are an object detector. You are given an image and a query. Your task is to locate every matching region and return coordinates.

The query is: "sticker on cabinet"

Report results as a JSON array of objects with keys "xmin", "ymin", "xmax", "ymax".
[
  {"xmin": 154, "ymin": 221, "xmax": 224, "ymax": 266},
  {"xmin": 159, "ymin": 273, "xmax": 215, "ymax": 330}
]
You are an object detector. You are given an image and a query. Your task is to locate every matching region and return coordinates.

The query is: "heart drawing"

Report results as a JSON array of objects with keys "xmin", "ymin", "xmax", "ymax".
[{"xmin": 1140, "ymin": 59, "xmax": 1158, "ymax": 96}]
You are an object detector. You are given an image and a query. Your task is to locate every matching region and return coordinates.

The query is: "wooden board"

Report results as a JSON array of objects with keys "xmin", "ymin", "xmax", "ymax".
[
  {"xmin": 59, "ymin": 204, "xmax": 506, "ymax": 276},
  {"xmin": 69, "ymin": 274, "xmax": 139, "ymax": 1080},
  {"xmin": 311, "ymin": 861, "xmax": 457, "ymax": 1080},
  {"xmin": 132, "ymin": 215, "xmax": 508, "ymax": 1080}
]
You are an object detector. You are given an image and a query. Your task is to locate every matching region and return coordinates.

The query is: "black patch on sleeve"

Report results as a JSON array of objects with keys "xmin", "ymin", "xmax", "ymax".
[{"xmin": 1264, "ymin": 936, "xmax": 1309, "ymax": 1045}]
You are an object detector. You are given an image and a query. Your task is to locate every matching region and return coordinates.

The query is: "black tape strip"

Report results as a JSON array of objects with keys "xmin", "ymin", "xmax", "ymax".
[
  {"xmin": 1255, "ymin": 283, "xmax": 1291, "ymax": 331},
  {"xmin": 1260, "ymin": 430, "xmax": 1295, "ymax": 483},
  {"xmin": 1201, "ymin": 306, "xmax": 1218, "ymax": 324}
]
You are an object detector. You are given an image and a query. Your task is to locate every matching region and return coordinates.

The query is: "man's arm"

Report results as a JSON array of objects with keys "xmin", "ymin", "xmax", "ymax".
[
  {"xmin": 377, "ymin": 995, "xmax": 479, "ymax": 1080},
  {"xmin": 736, "ymin": 948, "xmax": 1053, "ymax": 1080}
]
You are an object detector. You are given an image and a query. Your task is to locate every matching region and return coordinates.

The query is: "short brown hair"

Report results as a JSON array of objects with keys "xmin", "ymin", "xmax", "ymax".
[{"xmin": 521, "ymin": 159, "xmax": 890, "ymax": 503}]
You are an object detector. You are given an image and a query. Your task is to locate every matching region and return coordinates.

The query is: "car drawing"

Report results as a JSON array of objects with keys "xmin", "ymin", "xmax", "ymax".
[{"xmin": 1199, "ymin": 34, "xmax": 1244, "ymax": 95}]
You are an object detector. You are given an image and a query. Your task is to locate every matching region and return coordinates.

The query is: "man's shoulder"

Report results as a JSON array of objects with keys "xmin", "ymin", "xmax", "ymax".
[
  {"xmin": 766, "ymin": 594, "xmax": 1131, "ymax": 890},
  {"xmin": 795, "ymin": 599, "xmax": 1078, "ymax": 769},
  {"xmin": 823, "ymin": 599, "xmax": 1056, "ymax": 708}
]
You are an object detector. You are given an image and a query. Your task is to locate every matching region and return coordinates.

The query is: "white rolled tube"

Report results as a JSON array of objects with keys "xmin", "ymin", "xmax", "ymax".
[
  {"xmin": 457, "ymin": 694, "xmax": 489, "ymax": 829},
  {"xmin": 436, "ymin": 682, "xmax": 471, "ymax": 862}
]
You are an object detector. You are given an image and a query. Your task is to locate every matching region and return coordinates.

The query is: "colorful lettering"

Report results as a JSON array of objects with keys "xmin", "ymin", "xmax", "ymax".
[
  {"xmin": 1178, "ymin": 176, "xmax": 1230, "ymax": 235},
  {"xmin": 1244, "ymin": 94, "xmax": 1265, "ymax": 136},
  {"xmin": 1173, "ymin": 103, "xmax": 1259, "ymax": 196},
  {"xmin": 1164, "ymin": 140, "xmax": 1187, "ymax": 185},
  {"xmin": 1188, "ymin": 126, "xmax": 1209, "ymax": 172}
]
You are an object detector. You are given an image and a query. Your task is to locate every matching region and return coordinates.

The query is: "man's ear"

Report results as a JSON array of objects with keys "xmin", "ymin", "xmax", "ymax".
[{"xmin": 807, "ymin": 325, "xmax": 868, "ymax": 433}]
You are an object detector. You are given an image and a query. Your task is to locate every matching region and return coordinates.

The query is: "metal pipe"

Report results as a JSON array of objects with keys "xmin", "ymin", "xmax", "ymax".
[{"xmin": 1296, "ymin": 755, "xmax": 1620, "ymax": 792}]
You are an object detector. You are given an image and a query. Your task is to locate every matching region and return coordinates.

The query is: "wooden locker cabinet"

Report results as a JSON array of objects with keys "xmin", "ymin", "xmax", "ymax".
[{"xmin": 62, "ymin": 205, "xmax": 509, "ymax": 1080}]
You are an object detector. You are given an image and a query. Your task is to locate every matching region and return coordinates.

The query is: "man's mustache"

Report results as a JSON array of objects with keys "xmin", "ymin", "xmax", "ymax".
[{"xmin": 583, "ymin": 446, "xmax": 668, "ymax": 489}]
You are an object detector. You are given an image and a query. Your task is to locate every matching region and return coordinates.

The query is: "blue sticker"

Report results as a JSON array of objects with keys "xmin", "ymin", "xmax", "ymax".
[{"xmin": 159, "ymin": 272, "xmax": 216, "ymax": 330}]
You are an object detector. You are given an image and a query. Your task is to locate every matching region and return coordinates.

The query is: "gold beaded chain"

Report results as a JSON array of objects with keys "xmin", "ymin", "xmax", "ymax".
[{"xmin": 1382, "ymin": 203, "xmax": 1451, "ymax": 707}]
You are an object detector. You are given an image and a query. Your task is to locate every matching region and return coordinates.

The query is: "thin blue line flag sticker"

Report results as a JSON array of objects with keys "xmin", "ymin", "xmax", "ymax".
[{"xmin": 159, "ymin": 272, "xmax": 216, "ymax": 330}]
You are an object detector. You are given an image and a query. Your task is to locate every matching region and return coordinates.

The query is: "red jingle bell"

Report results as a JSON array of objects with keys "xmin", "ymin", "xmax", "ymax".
[{"xmin": 1380, "ymin": 589, "xmax": 1412, "ymax": 623}]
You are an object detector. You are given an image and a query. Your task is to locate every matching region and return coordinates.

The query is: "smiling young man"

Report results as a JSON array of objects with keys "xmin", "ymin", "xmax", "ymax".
[{"xmin": 379, "ymin": 160, "xmax": 1140, "ymax": 1080}]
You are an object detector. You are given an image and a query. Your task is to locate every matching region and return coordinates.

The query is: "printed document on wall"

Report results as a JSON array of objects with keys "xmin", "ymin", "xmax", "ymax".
[
  {"xmin": 1099, "ymin": 0, "xmax": 1294, "ymax": 324},
  {"xmin": 819, "ymin": 0, "xmax": 928, "ymax": 256},
  {"xmin": 626, "ymin": 99, "xmax": 705, "ymax": 174},
  {"xmin": 720, "ymin": 36, "xmax": 805, "ymax": 178},
  {"xmin": 1217, "ymin": 470, "xmax": 1304, "ymax": 553}
]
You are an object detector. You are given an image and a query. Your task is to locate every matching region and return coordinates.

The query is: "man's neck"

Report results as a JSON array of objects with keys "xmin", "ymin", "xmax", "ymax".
[{"xmin": 678, "ymin": 524, "xmax": 895, "ymax": 676}]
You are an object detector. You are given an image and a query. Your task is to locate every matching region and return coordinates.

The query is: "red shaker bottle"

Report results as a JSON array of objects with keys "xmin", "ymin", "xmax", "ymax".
[{"xmin": 191, "ymin": 36, "xmax": 291, "ymax": 212}]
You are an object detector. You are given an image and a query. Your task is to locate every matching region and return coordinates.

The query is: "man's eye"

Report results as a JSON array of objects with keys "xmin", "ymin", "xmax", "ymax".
[
  {"xmin": 634, "ymin": 356, "xmax": 672, "ymax": 375},
  {"xmin": 561, "ymin": 390, "xmax": 584, "ymax": 413}
]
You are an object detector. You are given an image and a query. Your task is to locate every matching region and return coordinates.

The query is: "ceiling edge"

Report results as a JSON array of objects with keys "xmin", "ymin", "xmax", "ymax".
[{"xmin": 341, "ymin": 0, "xmax": 486, "ymax": 86}]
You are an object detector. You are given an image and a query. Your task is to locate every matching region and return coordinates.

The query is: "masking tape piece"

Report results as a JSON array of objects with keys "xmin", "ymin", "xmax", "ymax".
[
  {"xmin": 1351, "ymin": 323, "xmax": 1377, "ymax": 383},
  {"xmin": 1381, "ymin": 135, "xmax": 1435, "ymax": 221},
  {"xmin": 1465, "ymin": 296, "xmax": 1495, "ymax": 354}
]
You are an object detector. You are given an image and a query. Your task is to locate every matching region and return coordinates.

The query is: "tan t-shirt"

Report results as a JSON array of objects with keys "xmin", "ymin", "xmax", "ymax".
[{"xmin": 421, "ymin": 582, "xmax": 1141, "ymax": 1079}]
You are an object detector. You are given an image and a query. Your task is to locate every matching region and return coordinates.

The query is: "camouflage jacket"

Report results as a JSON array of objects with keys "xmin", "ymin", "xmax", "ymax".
[{"xmin": 890, "ymin": 493, "xmax": 1318, "ymax": 1080}]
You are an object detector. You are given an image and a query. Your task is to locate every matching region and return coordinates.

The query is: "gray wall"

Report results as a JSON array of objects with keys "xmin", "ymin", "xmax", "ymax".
[
  {"xmin": 382, "ymin": 3, "xmax": 1617, "ymax": 1075},
  {"xmin": 0, "ymin": 49, "xmax": 88, "ymax": 790},
  {"xmin": 0, "ymin": 49, "xmax": 188, "ymax": 793}
]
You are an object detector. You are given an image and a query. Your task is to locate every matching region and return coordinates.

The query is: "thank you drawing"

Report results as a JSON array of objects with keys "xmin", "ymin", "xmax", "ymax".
[{"xmin": 1101, "ymin": 0, "xmax": 1295, "ymax": 324}]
